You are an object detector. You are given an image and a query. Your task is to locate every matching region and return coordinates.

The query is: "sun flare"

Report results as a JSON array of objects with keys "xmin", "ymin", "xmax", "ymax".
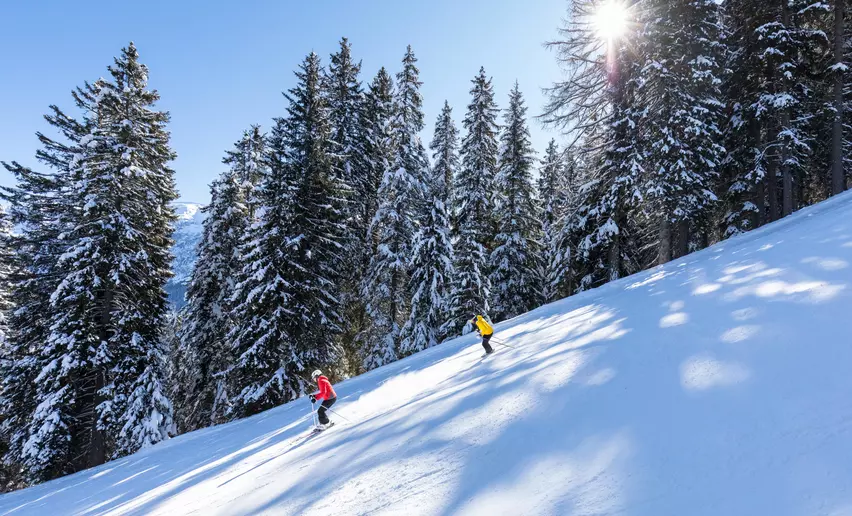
[{"xmin": 593, "ymin": 0, "xmax": 629, "ymax": 41}]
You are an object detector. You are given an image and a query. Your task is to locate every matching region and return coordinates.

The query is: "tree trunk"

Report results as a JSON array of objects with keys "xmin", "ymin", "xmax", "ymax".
[
  {"xmin": 781, "ymin": 140, "xmax": 793, "ymax": 217},
  {"xmin": 675, "ymin": 219, "xmax": 689, "ymax": 259},
  {"xmin": 751, "ymin": 118, "xmax": 766, "ymax": 228},
  {"xmin": 86, "ymin": 287, "xmax": 114, "ymax": 469},
  {"xmin": 756, "ymin": 178, "xmax": 767, "ymax": 228},
  {"xmin": 832, "ymin": 0, "xmax": 846, "ymax": 195},
  {"xmin": 781, "ymin": 0, "xmax": 794, "ymax": 217},
  {"xmin": 608, "ymin": 200, "xmax": 623, "ymax": 282},
  {"xmin": 658, "ymin": 217, "xmax": 672, "ymax": 265},
  {"xmin": 608, "ymin": 233, "xmax": 620, "ymax": 282},
  {"xmin": 767, "ymin": 153, "xmax": 779, "ymax": 222}
]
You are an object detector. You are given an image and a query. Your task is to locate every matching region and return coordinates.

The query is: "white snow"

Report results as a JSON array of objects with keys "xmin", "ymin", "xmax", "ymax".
[{"xmin": 5, "ymin": 192, "xmax": 852, "ymax": 514}]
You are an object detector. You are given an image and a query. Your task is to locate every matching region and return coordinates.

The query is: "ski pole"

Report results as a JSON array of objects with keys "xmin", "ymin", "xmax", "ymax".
[
  {"xmin": 310, "ymin": 400, "xmax": 319, "ymax": 428},
  {"xmin": 491, "ymin": 337, "xmax": 516, "ymax": 349},
  {"xmin": 325, "ymin": 406, "xmax": 352, "ymax": 423}
]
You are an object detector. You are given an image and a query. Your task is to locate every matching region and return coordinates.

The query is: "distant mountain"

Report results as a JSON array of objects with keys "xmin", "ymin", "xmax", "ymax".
[{"xmin": 167, "ymin": 202, "xmax": 206, "ymax": 308}]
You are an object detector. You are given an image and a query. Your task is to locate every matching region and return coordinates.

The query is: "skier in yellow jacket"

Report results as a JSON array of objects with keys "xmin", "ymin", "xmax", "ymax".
[{"xmin": 470, "ymin": 315, "xmax": 494, "ymax": 355}]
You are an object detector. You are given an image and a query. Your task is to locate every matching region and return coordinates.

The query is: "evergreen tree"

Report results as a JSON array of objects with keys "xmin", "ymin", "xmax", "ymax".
[
  {"xmin": 96, "ymin": 43, "xmax": 177, "ymax": 457},
  {"xmin": 348, "ymin": 68, "xmax": 396, "ymax": 373},
  {"xmin": 431, "ymin": 101, "xmax": 460, "ymax": 203},
  {"xmin": 543, "ymin": 0, "xmax": 644, "ymax": 289},
  {"xmin": 0, "ymin": 206, "xmax": 22, "ymax": 491},
  {"xmin": 176, "ymin": 128, "xmax": 265, "ymax": 431},
  {"xmin": 395, "ymin": 46, "xmax": 431, "ymax": 212},
  {"xmin": 637, "ymin": 0, "xmax": 726, "ymax": 262},
  {"xmin": 547, "ymin": 155, "xmax": 584, "ymax": 301},
  {"xmin": 325, "ymin": 38, "xmax": 368, "ymax": 376},
  {"xmin": 537, "ymin": 140, "xmax": 577, "ymax": 303},
  {"xmin": 360, "ymin": 47, "xmax": 427, "ymax": 370},
  {"xmin": 0, "ymin": 162, "xmax": 74, "ymax": 484},
  {"xmin": 325, "ymin": 37, "xmax": 364, "ymax": 194},
  {"xmin": 721, "ymin": 0, "xmax": 826, "ymax": 235},
  {"xmin": 446, "ymin": 67, "xmax": 499, "ymax": 335},
  {"xmin": 228, "ymin": 53, "xmax": 345, "ymax": 416},
  {"xmin": 361, "ymin": 68, "xmax": 397, "ymax": 255},
  {"xmin": 719, "ymin": 2, "xmax": 766, "ymax": 237},
  {"xmin": 2, "ymin": 44, "xmax": 177, "ymax": 481},
  {"xmin": 490, "ymin": 83, "xmax": 539, "ymax": 321},
  {"xmin": 399, "ymin": 108, "xmax": 457, "ymax": 356},
  {"xmin": 399, "ymin": 178, "xmax": 454, "ymax": 356}
]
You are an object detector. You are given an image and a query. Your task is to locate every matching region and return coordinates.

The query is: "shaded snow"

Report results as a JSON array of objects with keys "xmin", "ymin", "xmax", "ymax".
[{"xmin": 4, "ymin": 193, "xmax": 852, "ymax": 514}]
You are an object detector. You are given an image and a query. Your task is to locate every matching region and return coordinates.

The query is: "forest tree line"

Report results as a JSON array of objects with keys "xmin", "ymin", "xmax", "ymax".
[{"xmin": 1, "ymin": 0, "xmax": 850, "ymax": 491}]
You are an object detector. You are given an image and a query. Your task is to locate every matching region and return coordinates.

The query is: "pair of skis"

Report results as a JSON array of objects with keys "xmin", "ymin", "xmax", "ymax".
[
  {"xmin": 309, "ymin": 422, "xmax": 335, "ymax": 434},
  {"xmin": 289, "ymin": 420, "xmax": 337, "ymax": 446}
]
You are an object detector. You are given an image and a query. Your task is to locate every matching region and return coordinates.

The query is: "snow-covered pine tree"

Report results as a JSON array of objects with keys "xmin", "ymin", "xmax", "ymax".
[
  {"xmin": 799, "ymin": 3, "xmax": 840, "ymax": 206},
  {"xmin": 538, "ymin": 139, "xmax": 576, "ymax": 303},
  {"xmin": 361, "ymin": 68, "xmax": 397, "ymax": 257},
  {"xmin": 637, "ymin": 0, "xmax": 726, "ymax": 262},
  {"xmin": 399, "ymin": 105, "xmax": 458, "ymax": 356},
  {"xmin": 489, "ymin": 83, "xmax": 540, "ymax": 321},
  {"xmin": 360, "ymin": 46, "xmax": 428, "ymax": 370},
  {"xmin": 538, "ymin": 140, "xmax": 563, "ymax": 239},
  {"xmin": 325, "ymin": 37, "xmax": 364, "ymax": 194},
  {"xmin": 399, "ymin": 176, "xmax": 454, "ymax": 356},
  {"xmin": 163, "ymin": 309, "xmax": 187, "ymax": 431},
  {"xmin": 3, "ymin": 43, "xmax": 177, "ymax": 481},
  {"xmin": 395, "ymin": 46, "xmax": 431, "ymax": 214},
  {"xmin": 755, "ymin": 1, "xmax": 823, "ymax": 219},
  {"xmin": 0, "ymin": 77, "xmax": 115, "ymax": 482},
  {"xmin": 721, "ymin": 0, "xmax": 826, "ymax": 235},
  {"xmin": 0, "ymin": 150, "xmax": 77, "ymax": 484},
  {"xmin": 96, "ymin": 43, "xmax": 177, "ymax": 457},
  {"xmin": 345, "ymin": 68, "xmax": 397, "ymax": 374},
  {"xmin": 542, "ymin": 0, "xmax": 644, "ymax": 289},
  {"xmin": 0, "ymin": 206, "xmax": 22, "ymax": 491},
  {"xmin": 228, "ymin": 52, "xmax": 345, "ymax": 416},
  {"xmin": 325, "ymin": 38, "xmax": 368, "ymax": 376},
  {"xmin": 549, "ymin": 154, "xmax": 585, "ymax": 300},
  {"xmin": 431, "ymin": 101, "xmax": 460, "ymax": 204},
  {"xmin": 175, "ymin": 128, "xmax": 265, "ymax": 431},
  {"xmin": 719, "ymin": 1, "xmax": 766, "ymax": 237},
  {"xmin": 445, "ymin": 67, "xmax": 499, "ymax": 336}
]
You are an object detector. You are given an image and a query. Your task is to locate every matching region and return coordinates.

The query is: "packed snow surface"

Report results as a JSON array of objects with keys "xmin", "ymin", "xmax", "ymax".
[{"xmin": 4, "ymin": 193, "xmax": 852, "ymax": 515}]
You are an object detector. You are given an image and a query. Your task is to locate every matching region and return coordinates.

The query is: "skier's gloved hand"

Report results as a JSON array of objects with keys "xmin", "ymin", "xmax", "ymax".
[{"xmin": 309, "ymin": 394, "xmax": 316, "ymax": 403}]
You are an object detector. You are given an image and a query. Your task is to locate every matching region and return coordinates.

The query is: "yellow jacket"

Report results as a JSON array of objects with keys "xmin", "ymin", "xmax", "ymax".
[{"xmin": 471, "ymin": 315, "xmax": 493, "ymax": 336}]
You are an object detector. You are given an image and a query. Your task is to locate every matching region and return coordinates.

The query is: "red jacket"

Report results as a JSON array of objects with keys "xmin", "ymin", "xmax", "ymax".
[{"xmin": 315, "ymin": 375, "xmax": 336, "ymax": 401}]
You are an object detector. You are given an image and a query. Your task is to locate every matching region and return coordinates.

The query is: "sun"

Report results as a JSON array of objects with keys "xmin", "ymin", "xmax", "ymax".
[{"xmin": 593, "ymin": 0, "xmax": 629, "ymax": 41}]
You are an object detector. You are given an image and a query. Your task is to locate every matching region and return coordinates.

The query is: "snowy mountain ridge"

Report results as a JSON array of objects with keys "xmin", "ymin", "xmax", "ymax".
[
  {"xmin": 2, "ymin": 192, "xmax": 852, "ymax": 515},
  {"xmin": 167, "ymin": 201, "xmax": 206, "ymax": 307}
]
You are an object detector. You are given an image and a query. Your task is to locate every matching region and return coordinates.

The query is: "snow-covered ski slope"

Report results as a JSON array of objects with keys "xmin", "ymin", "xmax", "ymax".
[{"xmin": 5, "ymin": 194, "xmax": 852, "ymax": 515}]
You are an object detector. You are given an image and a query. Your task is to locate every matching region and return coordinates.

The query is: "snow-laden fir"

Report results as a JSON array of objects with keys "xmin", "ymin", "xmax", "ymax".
[{"xmin": 3, "ymin": 186, "xmax": 852, "ymax": 515}]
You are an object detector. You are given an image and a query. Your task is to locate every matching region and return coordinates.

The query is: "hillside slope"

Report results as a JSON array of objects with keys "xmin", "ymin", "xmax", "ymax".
[{"xmin": 3, "ymin": 193, "xmax": 852, "ymax": 515}]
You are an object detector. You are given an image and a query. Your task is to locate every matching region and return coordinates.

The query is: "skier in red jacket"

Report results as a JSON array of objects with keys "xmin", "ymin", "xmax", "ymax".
[{"xmin": 309, "ymin": 370, "xmax": 337, "ymax": 428}]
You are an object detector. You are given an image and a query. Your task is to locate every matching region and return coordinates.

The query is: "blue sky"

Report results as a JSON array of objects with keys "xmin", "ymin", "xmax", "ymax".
[{"xmin": 0, "ymin": 0, "xmax": 567, "ymax": 203}]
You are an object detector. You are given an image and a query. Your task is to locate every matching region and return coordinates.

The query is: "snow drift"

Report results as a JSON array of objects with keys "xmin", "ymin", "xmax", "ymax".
[{"xmin": 3, "ymin": 193, "xmax": 852, "ymax": 515}]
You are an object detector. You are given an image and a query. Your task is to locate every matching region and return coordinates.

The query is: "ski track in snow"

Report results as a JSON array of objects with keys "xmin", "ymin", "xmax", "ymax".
[{"xmin": 5, "ymin": 193, "xmax": 852, "ymax": 514}]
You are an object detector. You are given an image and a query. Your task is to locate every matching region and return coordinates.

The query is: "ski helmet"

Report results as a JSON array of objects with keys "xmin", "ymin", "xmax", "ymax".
[{"xmin": 311, "ymin": 369, "xmax": 322, "ymax": 380}]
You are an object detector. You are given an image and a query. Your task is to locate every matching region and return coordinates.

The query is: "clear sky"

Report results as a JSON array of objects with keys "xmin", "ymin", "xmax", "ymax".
[{"xmin": 0, "ymin": 0, "xmax": 567, "ymax": 203}]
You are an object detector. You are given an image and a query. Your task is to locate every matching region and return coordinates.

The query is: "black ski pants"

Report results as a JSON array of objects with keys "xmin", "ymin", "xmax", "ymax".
[
  {"xmin": 318, "ymin": 397, "xmax": 336, "ymax": 425},
  {"xmin": 481, "ymin": 333, "xmax": 494, "ymax": 354}
]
